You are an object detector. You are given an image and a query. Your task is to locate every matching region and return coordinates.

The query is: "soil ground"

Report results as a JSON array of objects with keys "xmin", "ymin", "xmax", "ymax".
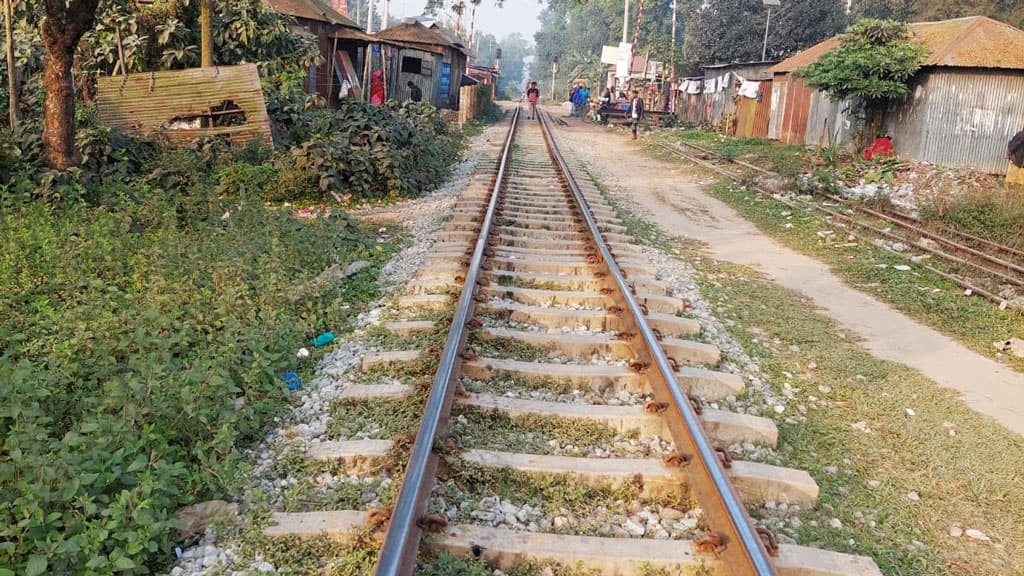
[{"xmin": 547, "ymin": 110, "xmax": 1024, "ymax": 437}]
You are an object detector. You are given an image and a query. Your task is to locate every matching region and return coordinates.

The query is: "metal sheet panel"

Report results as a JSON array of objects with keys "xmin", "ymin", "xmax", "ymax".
[
  {"xmin": 886, "ymin": 69, "xmax": 1024, "ymax": 174},
  {"xmin": 95, "ymin": 64, "xmax": 272, "ymax": 146},
  {"xmin": 803, "ymin": 91, "xmax": 854, "ymax": 148},
  {"xmin": 768, "ymin": 77, "xmax": 786, "ymax": 140}
]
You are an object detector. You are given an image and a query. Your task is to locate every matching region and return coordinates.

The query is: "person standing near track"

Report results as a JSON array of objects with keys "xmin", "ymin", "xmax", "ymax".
[
  {"xmin": 628, "ymin": 89, "xmax": 644, "ymax": 140},
  {"xmin": 526, "ymin": 81, "xmax": 540, "ymax": 119}
]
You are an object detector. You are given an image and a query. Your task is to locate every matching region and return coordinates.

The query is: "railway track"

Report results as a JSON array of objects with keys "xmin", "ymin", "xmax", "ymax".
[
  {"xmin": 658, "ymin": 138, "xmax": 1024, "ymax": 309},
  {"xmin": 260, "ymin": 108, "xmax": 882, "ymax": 576}
]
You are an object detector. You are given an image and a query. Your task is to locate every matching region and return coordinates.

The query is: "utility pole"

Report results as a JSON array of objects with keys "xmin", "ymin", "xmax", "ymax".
[
  {"xmin": 200, "ymin": 0, "xmax": 214, "ymax": 67},
  {"xmin": 550, "ymin": 57, "xmax": 558, "ymax": 101},
  {"xmin": 622, "ymin": 0, "xmax": 629, "ymax": 43},
  {"xmin": 367, "ymin": 0, "xmax": 375, "ymax": 33},
  {"xmin": 762, "ymin": 0, "xmax": 780, "ymax": 61},
  {"xmin": 670, "ymin": 0, "xmax": 677, "ymax": 113},
  {"xmin": 4, "ymin": 0, "xmax": 17, "ymax": 129},
  {"xmin": 382, "ymin": 0, "xmax": 390, "ymax": 30}
]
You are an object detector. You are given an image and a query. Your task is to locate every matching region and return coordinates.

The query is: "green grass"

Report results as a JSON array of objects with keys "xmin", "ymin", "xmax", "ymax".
[
  {"xmin": 582, "ymin": 164, "xmax": 1024, "ymax": 575},
  {"xmin": 437, "ymin": 461, "xmax": 687, "ymax": 522},
  {"xmin": 327, "ymin": 396, "xmax": 425, "ymax": 441},
  {"xmin": 471, "ymin": 332, "xmax": 554, "ymax": 362},
  {"xmin": 694, "ymin": 257, "xmax": 1024, "ymax": 576},
  {"xmin": 707, "ymin": 180, "xmax": 1024, "ymax": 373},
  {"xmin": 461, "ymin": 374, "xmax": 578, "ymax": 397},
  {"xmin": 451, "ymin": 406, "xmax": 629, "ymax": 454}
]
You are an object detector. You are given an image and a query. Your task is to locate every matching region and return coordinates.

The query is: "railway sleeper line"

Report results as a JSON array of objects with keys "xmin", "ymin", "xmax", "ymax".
[{"xmin": 260, "ymin": 109, "xmax": 882, "ymax": 576}]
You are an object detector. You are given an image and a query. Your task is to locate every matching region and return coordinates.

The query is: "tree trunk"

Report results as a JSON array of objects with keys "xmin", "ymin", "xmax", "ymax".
[
  {"xmin": 41, "ymin": 0, "xmax": 101, "ymax": 170},
  {"xmin": 42, "ymin": 49, "xmax": 78, "ymax": 170}
]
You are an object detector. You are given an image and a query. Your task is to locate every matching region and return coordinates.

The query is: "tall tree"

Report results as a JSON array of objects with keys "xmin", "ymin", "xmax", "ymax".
[
  {"xmin": 41, "ymin": 0, "xmax": 100, "ymax": 170},
  {"xmin": 685, "ymin": 0, "xmax": 847, "ymax": 66},
  {"xmin": 849, "ymin": 0, "xmax": 916, "ymax": 21}
]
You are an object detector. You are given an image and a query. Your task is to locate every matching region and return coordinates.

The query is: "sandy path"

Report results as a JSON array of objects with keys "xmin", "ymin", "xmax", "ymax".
[{"xmin": 552, "ymin": 115, "xmax": 1024, "ymax": 436}]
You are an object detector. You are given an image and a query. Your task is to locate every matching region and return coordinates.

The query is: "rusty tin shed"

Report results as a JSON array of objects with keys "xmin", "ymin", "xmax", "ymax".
[
  {"xmin": 373, "ymin": 20, "xmax": 467, "ymax": 110},
  {"xmin": 768, "ymin": 16, "xmax": 1024, "ymax": 174},
  {"xmin": 264, "ymin": 0, "xmax": 369, "ymax": 104}
]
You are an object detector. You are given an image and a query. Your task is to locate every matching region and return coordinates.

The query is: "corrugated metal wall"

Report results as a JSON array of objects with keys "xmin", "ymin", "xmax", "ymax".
[
  {"xmin": 803, "ymin": 91, "xmax": 854, "ymax": 148},
  {"xmin": 768, "ymin": 77, "xmax": 787, "ymax": 140},
  {"xmin": 886, "ymin": 69, "xmax": 1024, "ymax": 175},
  {"xmin": 735, "ymin": 79, "xmax": 772, "ymax": 138},
  {"xmin": 95, "ymin": 64, "xmax": 272, "ymax": 146}
]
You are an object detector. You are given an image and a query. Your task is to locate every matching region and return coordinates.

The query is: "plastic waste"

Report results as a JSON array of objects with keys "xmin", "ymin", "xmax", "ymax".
[
  {"xmin": 284, "ymin": 372, "xmax": 303, "ymax": 391},
  {"xmin": 297, "ymin": 347, "xmax": 310, "ymax": 359},
  {"xmin": 309, "ymin": 332, "xmax": 335, "ymax": 347}
]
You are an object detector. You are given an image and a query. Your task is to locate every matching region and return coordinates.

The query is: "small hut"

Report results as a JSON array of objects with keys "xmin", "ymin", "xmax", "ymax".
[
  {"xmin": 767, "ymin": 16, "xmax": 1024, "ymax": 174},
  {"xmin": 373, "ymin": 19, "xmax": 467, "ymax": 109},
  {"xmin": 263, "ymin": 0, "xmax": 371, "ymax": 104}
]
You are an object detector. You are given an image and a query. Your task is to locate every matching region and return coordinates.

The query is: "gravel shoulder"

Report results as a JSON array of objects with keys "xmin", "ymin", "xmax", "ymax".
[{"xmin": 549, "ymin": 112, "xmax": 1024, "ymax": 438}]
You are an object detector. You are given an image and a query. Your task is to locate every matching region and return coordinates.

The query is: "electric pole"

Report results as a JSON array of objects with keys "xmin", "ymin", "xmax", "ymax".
[
  {"xmin": 622, "ymin": 0, "xmax": 629, "ymax": 44},
  {"xmin": 200, "ymin": 0, "xmax": 214, "ymax": 67},
  {"xmin": 670, "ymin": 0, "xmax": 677, "ymax": 113}
]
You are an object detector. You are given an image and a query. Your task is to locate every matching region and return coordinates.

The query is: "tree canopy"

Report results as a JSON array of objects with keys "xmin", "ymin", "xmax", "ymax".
[
  {"xmin": 795, "ymin": 19, "xmax": 928, "ymax": 104},
  {"xmin": 685, "ymin": 0, "xmax": 847, "ymax": 66},
  {"xmin": 850, "ymin": 0, "xmax": 1024, "ymax": 27}
]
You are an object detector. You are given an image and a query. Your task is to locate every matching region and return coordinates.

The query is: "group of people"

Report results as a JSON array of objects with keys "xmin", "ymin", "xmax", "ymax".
[{"xmin": 521, "ymin": 80, "xmax": 645, "ymax": 140}]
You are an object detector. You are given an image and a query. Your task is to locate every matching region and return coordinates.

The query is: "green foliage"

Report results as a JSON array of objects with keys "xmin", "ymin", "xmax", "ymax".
[
  {"xmin": 850, "ymin": 0, "xmax": 1024, "ymax": 28},
  {"xmin": 0, "ymin": 146, "xmax": 391, "ymax": 574},
  {"xmin": 796, "ymin": 19, "xmax": 928, "ymax": 103},
  {"xmin": 270, "ymin": 98, "xmax": 461, "ymax": 202},
  {"xmin": 685, "ymin": 0, "xmax": 847, "ymax": 67}
]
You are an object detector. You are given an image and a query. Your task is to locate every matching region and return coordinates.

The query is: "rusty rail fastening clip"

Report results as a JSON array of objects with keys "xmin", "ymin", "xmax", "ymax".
[
  {"xmin": 638, "ymin": 302, "xmax": 650, "ymax": 316},
  {"xmin": 667, "ymin": 357, "xmax": 680, "ymax": 371},
  {"xmin": 715, "ymin": 448, "xmax": 734, "ymax": 468},
  {"xmin": 643, "ymin": 400, "xmax": 669, "ymax": 414},
  {"xmin": 663, "ymin": 453, "xmax": 692, "ymax": 468},
  {"xmin": 651, "ymin": 328, "xmax": 664, "ymax": 341},
  {"xmin": 689, "ymin": 395, "xmax": 704, "ymax": 415},
  {"xmin": 756, "ymin": 527, "xmax": 780, "ymax": 557}
]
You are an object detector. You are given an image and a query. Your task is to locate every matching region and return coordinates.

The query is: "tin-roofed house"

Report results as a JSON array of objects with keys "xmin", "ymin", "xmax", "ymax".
[
  {"xmin": 374, "ymin": 19, "xmax": 467, "ymax": 109},
  {"xmin": 263, "ymin": 0, "xmax": 371, "ymax": 104},
  {"xmin": 767, "ymin": 16, "xmax": 1024, "ymax": 175}
]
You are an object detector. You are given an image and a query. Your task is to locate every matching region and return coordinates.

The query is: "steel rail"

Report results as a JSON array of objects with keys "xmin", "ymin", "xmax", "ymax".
[
  {"xmin": 667, "ymin": 140, "xmax": 1024, "ymax": 279},
  {"xmin": 540, "ymin": 112, "xmax": 778, "ymax": 576},
  {"xmin": 656, "ymin": 141, "xmax": 1020, "ymax": 307},
  {"xmin": 374, "ymin": 105, "xmax": 521, "ymax": 576}
]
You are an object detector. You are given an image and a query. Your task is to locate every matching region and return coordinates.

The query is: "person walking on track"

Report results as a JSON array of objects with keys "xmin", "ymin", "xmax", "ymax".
[
  {"xmin": 628, "ymin": 89, "xmax": 644, "ymax": 140},
  {"xmin": 526, "ymin": 81, "xmax": 540, "ymax": 119}
]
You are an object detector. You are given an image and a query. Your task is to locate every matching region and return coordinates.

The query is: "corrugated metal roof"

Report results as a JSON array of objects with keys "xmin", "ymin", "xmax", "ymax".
[
  {"xmin": 769, "ymin": 16, "xmax": 1024, "ymax": 74},
  {"xmin": 374, "ymin": 20, "xmax": 466, "ymax": 54},
  {"xmin": 95, "ymin": 64, "xmax": 272, "ymax": 146},
  {"xmin": 262, "ymin": 0, "xmax": 360, "ymax": 29}
]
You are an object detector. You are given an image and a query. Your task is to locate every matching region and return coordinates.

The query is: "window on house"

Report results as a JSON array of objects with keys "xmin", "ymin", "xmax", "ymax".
[{"xmin": 401, "ymin": 57, "xmax": 422, "ymax": 74}]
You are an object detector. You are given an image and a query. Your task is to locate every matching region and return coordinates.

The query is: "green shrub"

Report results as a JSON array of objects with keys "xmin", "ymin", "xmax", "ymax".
[{"xmin": 0, "ymin": 189, "xmax": 384, "ymax": 574}]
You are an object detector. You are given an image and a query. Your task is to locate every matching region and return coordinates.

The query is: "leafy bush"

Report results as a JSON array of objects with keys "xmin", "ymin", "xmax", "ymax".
[
  {"xmin": 0, "ymin": 186, "xmax": 385, "ymax": 574},
  {"xmin": 266, "ymin": 96, "xmax": 461, "ymax": 202}
]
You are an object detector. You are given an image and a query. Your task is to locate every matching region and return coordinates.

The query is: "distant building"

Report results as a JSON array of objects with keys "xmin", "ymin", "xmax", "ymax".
[{"xmin": 767, "ymin": 16, "xmax": 1024, "ymax": 174}]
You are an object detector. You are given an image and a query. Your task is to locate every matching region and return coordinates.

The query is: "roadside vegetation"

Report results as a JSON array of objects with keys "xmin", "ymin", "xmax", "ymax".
[
  {"xmin": 644, "ymin": 129, "xmax": 1024, "ymax": 373},
  {"xmin": 597, "ymin": 181, "xmax": 1024, "ymax": 576},
  {"xmin": 0, "ymin": 3, "xmax": 470, "ymax": 575}
]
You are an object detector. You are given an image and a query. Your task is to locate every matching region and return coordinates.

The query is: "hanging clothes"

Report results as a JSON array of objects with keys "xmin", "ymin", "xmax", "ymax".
[{"xmin": 739, "ymin": 81, "xmax": 761, "ymax": 99}]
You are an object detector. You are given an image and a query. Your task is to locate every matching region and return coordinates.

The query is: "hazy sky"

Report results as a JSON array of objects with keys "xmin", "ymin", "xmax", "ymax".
[{"xmin": 393, "ymin": 1, "xmax": 545, "ymax": 41}]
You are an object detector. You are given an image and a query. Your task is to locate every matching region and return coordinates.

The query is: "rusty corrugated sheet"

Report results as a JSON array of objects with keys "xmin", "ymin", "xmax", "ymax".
[
  {"xmin": 779, "ymin": 75, "xmax": 813, "ymax": 144},
  {"xmin": 753, "ymin": 81, "xmax": 772, "ymax": 138},
  {"xmin": 768, "ymin": 77, "xmax": 786, "ymax": 140},
  {"xmin": 886, "ymin": 69, "xmax": 1024, "ymax": 174},
  {"xmin": 770, "ymin": 16, "xmax": 1024, "ymax": 75},
  {"xmin": 95, "ymin": 64, "xmax": 272, "ymax": 146}
]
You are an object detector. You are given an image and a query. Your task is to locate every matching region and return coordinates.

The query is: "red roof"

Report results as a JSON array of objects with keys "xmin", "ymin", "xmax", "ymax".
[
  {"xmin": 262, "ymin": 0, "xmax": 360, "ymax": 29},
  {"xmin": 769, "ymin": 16, "xmax": 1024, "ymax": 74}
]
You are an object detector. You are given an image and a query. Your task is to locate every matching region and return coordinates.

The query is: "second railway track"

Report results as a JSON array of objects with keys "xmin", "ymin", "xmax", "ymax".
[{"xmin": 261, "ymin": 107, "xmax": 883, "ymax": 576}]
